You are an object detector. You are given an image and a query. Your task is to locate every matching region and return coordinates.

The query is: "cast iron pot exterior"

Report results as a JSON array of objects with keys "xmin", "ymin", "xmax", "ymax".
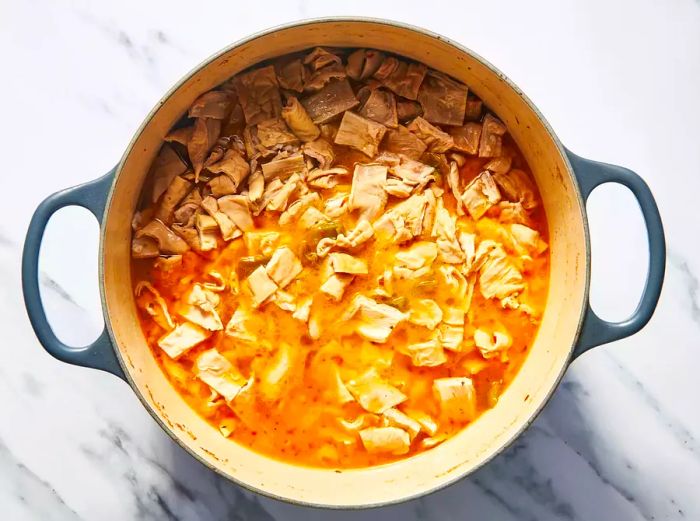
[{"xmin": 22, "ymin": 19, "xmax": 665, "ymax": 508}]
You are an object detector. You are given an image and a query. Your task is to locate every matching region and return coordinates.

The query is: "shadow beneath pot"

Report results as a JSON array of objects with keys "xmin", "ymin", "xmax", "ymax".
[{"xmin": 163, "ymin": 368, "xmax": 643, "ymax": 521}]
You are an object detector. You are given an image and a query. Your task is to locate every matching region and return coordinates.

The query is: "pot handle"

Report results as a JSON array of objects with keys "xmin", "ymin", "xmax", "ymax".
[
  {"xmin": 566, "ymin": 150, "xmax": 665, "ymax": 358},
  {"xmin": 21, "ymin": 168, "xmax": 125, "ymax": 380}
]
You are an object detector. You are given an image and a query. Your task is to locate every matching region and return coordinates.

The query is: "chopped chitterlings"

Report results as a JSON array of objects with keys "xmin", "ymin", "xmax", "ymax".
[{"xmin": 131, "ymin": 47, "xmax": 549, "ymax": 467}]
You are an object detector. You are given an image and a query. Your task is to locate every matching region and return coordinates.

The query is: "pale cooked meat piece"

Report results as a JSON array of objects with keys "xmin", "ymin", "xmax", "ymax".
[
  {"xmin": 281, "ymin": 97, "xmax": 320, "ymax": 142},
  {"xmin": 348, "ymin": 164, "xmax": 388, "ymax": 220},
  {"xmin": 464, "ymin": 98, "xmax": 483, "ymax": 121},
  {"xmin": 407, "ymin": 117, "xmax": 454, "ymax": 153},
  {"xmin": 131, "ymin": 237, "xmax": 159, "ymax": 259},
  {"xmin": 508, "ymin": 224, "xmax": 548, "ymax": 256},
  {"xmin": 155, "ymin": 176, "xmax": 192, "ymax": 223},
  {"xmin": 179, "ymin": 284, "xmax": 223, "ymax": 331},
  {"xmin": 461, "ymin": 171, "xmax": 502, "ymax": 220},
  {"xmin": 304, "ymin": 62, "xmax": 347, "ymax": 92},
  {"xmin": 135, "ymin": 281, "xmax": 174, "ymax": 330},
  {"xmin": 497, "ymin": 201, "xmax": 529, "ymax": 225},
  {"xmin": 201, "ymin": 196, "xmax": 240, "ymax": 241},
  {"xmin": 408, "ymin": 299, "xmax": 443, "ymax": 329},
  {"xmin": 136, "ymin": 220, "xmax": 190, "ymax": 254},
  {"xmin": 459, "ymin": 231, "xmax": 476, "ymax": 271},
  {"xmin": 324, "ymin": 192, "xmax": 349, "ymax": 218},
  {"xmin": 373, "ymin": 57, "xmax": 427, "ymax": 100},
  {"xmin": 318, "ymin": 219, "xmax": 373, "ymax": 256},
  {"xmin": 404, "ymin": 409, "xmax": 438, "ymax": 436},
  {"xmin": 225, "ymin": 307, "xmax": 258, "ymax": 342},
  {"xmin": 346, "ymin": 49, "xmax": 385, "ymax": 80},
  {"xmin": 207, "ymin": 148, "xmax": 250, "ymax": 190},
  {"xmin": 359, "ymin": 427, "xmax": 410, "ymax": 455},
  {"xmin": 493, "ymin": 168, "xmax": 538, "ymax": 210},
  {"xmin": 265, "ymin": 246, "xmax": 303, "ymax": 288},
  {"xmin": 158, "ymin": 322, "xmax": 210, "ymax": 359},
  {"xmin": 478, "ymin": 113, "xmax": 507, "ymax": 157},
  {"xmin": 346, "ymin": 367, "xmax": 407, "ymax": 413},
  {"xmin": 400, "ymin": 337, "xmax": 446, "ymax": 367},
  {"xmin": 150, "ymin": 145, "xmax": 188, "ymax": 203},
  {"xmin": 233, "ymin": 65, "xmax": 282, "ymax": 125},
  {"xmin": 275, "ymin": 58, "xmax": 306, "ymax": 92},
  {"xmin": 438, "ymin": 265, "xmax": 470, "ymax": 302},
  {"xmin": 319, "ymin": 273, "xmax": 354, "ymax": 301},
  {"xmin": 374, "ymin": 193, "xmax": 428, "ymax": 243},
  {"xmin": 244, "ymin": 231, "xmax": 280, "ymax": 257},
  {"xmin": 483, "ymin": 156, "xmax": 512, "ymax": 175},
  {"xmin": 298, "ymin": 206, "xmax": 330, "ymax": 229},
  {"xmin": 329, "ymin": 365, "xmax": 355, "ymax": 404},
  {"xmin": 395, "ymin": 241, "xmax": 437, "ymax": 270},
  {"xmin": 479, "ymin": 243, "xmax": 525, "ymax": 303},
  {"xmin": 389, "ymin": 156, "xmax": 435, "ymax": 190},
  {"xmin": 247, "ymin": 170, "xmax": 265, "ymax": 203},
  {"xmin": 188, "ymin": 117, "xmax": 221, "ymax": 181},
  {"xmin": 417, "ymin": 70, "xmax": 468, "ymax": 126},
  {"xmin": 433, "ymin": 377, "xmax": 477, "ymax": 422},
  {"xmin": 302, "ymin": 138, "xmax": 335, "ymax": 169},
  {"xmin": 207, "ymin": 175, "xmax": 237, "ymax": 197},
  {"xmin": 189, "ymin": 90, "xmax": 233, "ymax": 119},
  {"xmin": 384, "ymin": 178, "xmax": 413, "ymax": 198},
  {"xmin": 255, "ymin": 118, "xmax": 299, "ymax": 148},
  {"xmin": 218, "ymin": 195, "xmax": 254, "ymax": 232},
  {"xmin": 439, "ymin": 308, "xmax": 466, "ymax": 351},
  {"xmin": 329, "ymin": 252, "xmax": 368, "ymax": 275},
  {"xmin": 271, "ymin": 290, "xmax": 297, "ymax": 312},
  {"xmin": 382, "ymin": 126, "xmax": 428, "ymax": 160},
  {"xmin": 301, "ymin": 79, "xmax": 359, "ymax": 124},
  {"xmin": 432, "ymin": 202, "xmax": 465, "ymax": 264},
  {"xmin": 307, "ymin": 167, "xmax": 349, "ymax": 189},
  {"xmin": 359, "ymin": 89, "xmax": 398, "ymax": 128},
  {"xmin": 343, "ymin": 295, "xmax": 407, "ymax": 343},
  {"xmin": 474, "ymin": 329, "xmax": 512, "ymax": 360},
  {"xmin": 246, "ymin": 265, "xmax": 278, "ymax": 308},
  {"xmin": 193, "ymin": 214, "xmax": 218, "ymax": 251},
  {"xmin": 446, "ymin": 161, "xmax": 465, "ymax": 216},
  {"xmin": 195, "ymin": 349, "xmax": 251, "ymax": 402},
  {"xmin": 334, "ymin": 111, "xmax": 387, "ymax": 157},
  {"xmin": 292, "ymin": 296, "xmax": 312, "ymax": 322},
  {"xmin": 421, "ymin": 188, "xmax": 438, "ymax": 238},
  {"xmin": 449, "ymin": 123, "xmax": 482, "ymax": 155},
  {"xmin": 279, "ymin": 192, "xmax": 321, "ymax": 226},
  {"xmin": 261, "ymin": 152, "xmax": 306, "ymax": 181},
  {"xmin": 382, "ymin": 408, "xmax": 421, "ymax": 440},
  {"xmin": 396, "ymin": 99, "xmax": 423, "ymax": 123},
  {"xmin": 259, "ymin": 343, "xmax": 297, "ymax": 402}
]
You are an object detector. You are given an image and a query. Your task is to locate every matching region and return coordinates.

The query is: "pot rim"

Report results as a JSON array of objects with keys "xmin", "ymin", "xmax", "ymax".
[{"xmin": 99, "ymin": 16, "xmax": 591, "ymax": 509}]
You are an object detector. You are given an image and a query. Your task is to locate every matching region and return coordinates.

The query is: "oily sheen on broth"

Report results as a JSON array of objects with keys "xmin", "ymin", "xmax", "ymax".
[{"xmin": 130, "ymin": 47, "xmax": 549, "ymax": 468}]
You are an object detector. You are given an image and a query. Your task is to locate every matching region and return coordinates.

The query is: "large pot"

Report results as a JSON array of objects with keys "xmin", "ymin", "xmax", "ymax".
[{"xmin": 21, "ymin": 18, "xmax": 665, "ymax": 508}]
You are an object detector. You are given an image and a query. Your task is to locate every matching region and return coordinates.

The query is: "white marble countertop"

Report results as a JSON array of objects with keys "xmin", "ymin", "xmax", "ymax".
[{"xmin": 2, "ymin": 0, "xmax": 699, "ymax": 519}]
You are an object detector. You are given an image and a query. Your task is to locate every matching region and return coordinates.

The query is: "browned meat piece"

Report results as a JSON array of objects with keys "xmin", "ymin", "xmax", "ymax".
[
  {"xmin": 359, "ymin": 89, "xmax": 398, "ymax": 128},
  {"xmin": 396, "ymin": 99, "xmax": 423, "ymax": 123},
  {"xmin": 233, "ymin": 65, "xmax": 282, "ymax": 125},
  {"xmin": 164, "ymin": 126, "xmax": 193, "ymax": 146},
  {"xmin": 207, "ymin": 149, "xmax": 250, "ymax": 189},
  {"xmin": 149, "ymin": 145, "xmax": 188, "ymax": 203},
  {"xmin": 493, "ymin": 169, "xmax": 538, "ymax": 210},
  {"xmin": 188, "ymin": 117, "xmax": 221, "ymax": 181},
  {"xmin": 449, "ymin": 123, "xmax": 482, "ymax": 155},
  {"xmin": 478, "ymin": 113, "xmax": 507, "ymax": 157},
  {"xmin": 255, "ymin": 118, "xmax": 299, "ymax": 148},
  {"xmin": 300, "ymin": 79, "xmax": 359, "ymax": 124},
  {"xmin": 281, "ymin": 97, "xmax": 320, "ymax": 142},
  {"xmin": 464, "ymin": 98, "xmax": 483, "ymax": 122},
  {"xmin": 302, "ymin": 138, "xmax": 335, "ymax": 169},
  {"xmin": 207, "ymin": 175, "xmax": 237, "ymax": 197},
  {"xmin": 221, "ymin": 102, "xmax": 246, "ymax": 137},
  {"xmin": 483, "ymin": 156, "xmax": 512, "ymax": 175},
  {"xmin": 374, "ymin": 57, "xmax": 427, "ymax": 101},
  {"xmin": 136, "ymin": 220, "xmax": 190, "ymax": 254},
  {"xmin": 407, "ymin": 117, "xmax": 453, "ymax": 153},
  {"xmin": 349, "ymin": 164, "xmax": 388, "ymax": 220},
  {"xmin": 275, "ymin": 58, "xmax": 306, "ymax": 92},
  {"xmin": 261, "ymin": 152, "xmax": 306, "ymax": 181},
  {"xmin": 218, "ymin": 194, "xmax": 254, "ymax": 231},
  {"xmin": 131, "ymin": 237, "xmax": 159, "ymax": 259},
  {"xmin": 382, "ymin": 126, "xmax": 427, "ymax": 160},
  {"xmin": 319, "ymin": 123, "xmax": 338, "ymax": 141},
  {"xmin": 203, "ymin": 136, "xmax": 233, "ymax": 167},
  {"xmin": 173, "ymin": 189, "xmax": 202, "ymax": 226},
  {"xmin": 188, "ymin": 90, "xmax": 233, "ymax": 119},
  {"xmin": 303, "ymin": 47, "xmax": 342, "ymax": 71},
  {"xmin": 304, "ymin": 63, "xmax": 346, "ymax": 92},
  {"xmin": 346, "ymin": 49, "xmax": 385, "ymax": 80},
  {"xmin": 156, "ymin": 176, "xmax": 192, "ymax": 223},
  {"xmin": 417, "ymin": 70, "xmax": 468, "ymax": 126},
  {"xmin": 334, "ymin": 112, "xmax": 387, "ymax": 157}
]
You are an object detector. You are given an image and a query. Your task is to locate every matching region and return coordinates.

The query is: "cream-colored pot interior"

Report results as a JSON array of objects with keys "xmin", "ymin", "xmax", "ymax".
[{"xmin": 102, "ymin": 19, "xmax": 588, "ymax": 508}]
